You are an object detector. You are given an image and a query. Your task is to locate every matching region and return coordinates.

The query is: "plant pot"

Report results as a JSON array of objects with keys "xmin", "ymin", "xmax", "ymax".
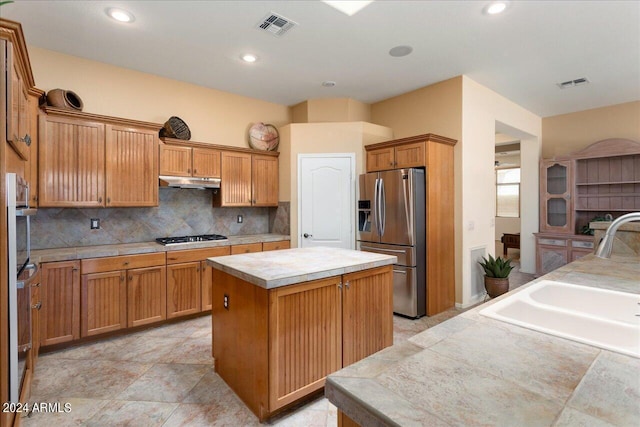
[{"xmin": 484, "ymin": 276, "xmax": 509, "ymax": 298}]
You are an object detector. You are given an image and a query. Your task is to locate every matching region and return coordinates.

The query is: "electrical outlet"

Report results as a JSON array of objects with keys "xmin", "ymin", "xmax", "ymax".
[
  {"xmin": 237, "ymin": 215, "xmax": 243, "ymax": 223},
  {"xmin": 223, "ymin": 294, "xmax": 229, "ymax": 310},
  {"xmin": 91, "ymin": 218, "xmax": 100, "ymax": 230}
]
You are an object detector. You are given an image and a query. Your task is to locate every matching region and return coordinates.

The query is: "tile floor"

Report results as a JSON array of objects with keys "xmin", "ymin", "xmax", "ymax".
[{"xmin": 22, "ymin": 263, "xmax": 534, "ymax": 427}]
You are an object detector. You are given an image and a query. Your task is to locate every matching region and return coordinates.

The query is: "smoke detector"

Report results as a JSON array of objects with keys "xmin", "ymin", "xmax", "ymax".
[
  {"xmin": 557, "ymin": 77, "xmax": 590, "ymax": 89},
  {"xmin": 256, "ymin": 12, "xmax": 298, "ymax": 36}
]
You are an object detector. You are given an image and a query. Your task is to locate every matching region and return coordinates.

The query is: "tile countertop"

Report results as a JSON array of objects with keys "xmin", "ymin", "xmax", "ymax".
[
  {"xmin": 325, "ymin": 254, "xmax": 640, "ymax": 427},
  {"xmin": 30, "ymin": 234, "xmax": 290, "ymax": 264},
  {"xmin": 206, "ymin": 246, "xmax": 397, "ymax": 289}
]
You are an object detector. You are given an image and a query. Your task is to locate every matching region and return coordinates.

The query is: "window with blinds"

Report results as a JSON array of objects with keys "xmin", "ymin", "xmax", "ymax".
[{"xmin": 496, "ymin": 168, "xmax": 520, "ymax": 217}]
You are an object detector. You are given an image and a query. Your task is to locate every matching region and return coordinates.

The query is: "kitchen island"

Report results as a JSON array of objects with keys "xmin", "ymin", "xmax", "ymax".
[
  {"xmin": 206, "ymin": 247, "xmax": 396, "ymax": 421},
  {"xmin": 325, "ymin": 253, "xmax": 640, "ymax": 426}
]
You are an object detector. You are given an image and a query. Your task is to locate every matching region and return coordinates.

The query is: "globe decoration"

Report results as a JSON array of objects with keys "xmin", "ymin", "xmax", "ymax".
[{"xmin": 248, "ymin": 123, "xmax": 279, "ymax": 151}]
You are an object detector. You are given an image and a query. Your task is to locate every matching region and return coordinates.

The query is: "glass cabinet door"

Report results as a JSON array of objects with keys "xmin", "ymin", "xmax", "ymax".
[{"xmin": 540, "ymin": 160, "xmax": 572, "ymax": 232}]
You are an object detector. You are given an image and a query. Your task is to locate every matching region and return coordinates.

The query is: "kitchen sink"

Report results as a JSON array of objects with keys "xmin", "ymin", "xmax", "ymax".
[{"xmin": 479, "ymin": 280, "xmax": 640, "ymax": 358}]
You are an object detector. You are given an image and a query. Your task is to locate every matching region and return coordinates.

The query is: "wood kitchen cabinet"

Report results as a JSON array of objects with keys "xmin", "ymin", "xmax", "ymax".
[
  {"xmin": 214, "ymin": 151, "xmax": 279, "ymax": 207},
  {"xmin": 106, "ymin": 124, "xmax": 159, "ymax": 207},
  {"xmin": 366, "ymin": 141, "xmax": 425, "ymax": 172},
  {"xmin": 159, "ymin": 142, "xmax": 221, "ymax": 178},
  {"xmin": 540, "ymin": 159, "xmax": 573, "ymax": 233},
  {"xmin": 40, "ymin": 260, "xmax": 81, "ymax": 346},
  {"xmin": 39, "ymin": 115, "xmax": 105, "ymax": 207},
  {"xmin": 5, "ymin": 37, "xmax": 32, "ymax": 162},
  {"xmin": 38, "ymin": 108, "xmax": 161, "ymax": 207},
  {"xmin": 166, "ymin": 246, "xmax": 231, "ymax": 315},
  {"xmin": 80, "ymin": 253, "xmax": 166, "ymax": 335},
  {"xmin": 231, "ymin": 242, "xmax": 263, "ymax": 254},
  {"xmin": 80, "ymin": 270, "xmax": 126, "ymax": 337},
  {"xmin": 262, "ymin": 240, "xmax": 290, "ymax": 251},
  {"xmin": 535, "ymin": 139, "xmax": 640, "ymax": 274},
  {"xmin": 212, "ymin": 264, "xmax": 393, "ymax": 421},
  {"xmin": 252, "ymin": 154, "xmax": 279, "ymax": 206}
]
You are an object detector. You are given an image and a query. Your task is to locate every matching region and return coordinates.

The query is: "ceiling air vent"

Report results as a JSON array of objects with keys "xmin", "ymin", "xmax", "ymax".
[
  {"xmin": 256, "ymin": 12, "xmax": 298, "ymax": 36},
  {"xmin": 557, "ymin": 77, "xmax": 590, "ymax": 89}
]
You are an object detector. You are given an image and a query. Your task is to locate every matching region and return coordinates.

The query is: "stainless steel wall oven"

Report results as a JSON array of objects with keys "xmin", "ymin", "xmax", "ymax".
[{"xmin": 7, "ymin": 173, "xmax": 38, "ymax": 403}]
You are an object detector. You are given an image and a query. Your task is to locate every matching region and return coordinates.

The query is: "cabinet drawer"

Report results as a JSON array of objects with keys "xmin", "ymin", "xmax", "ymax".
[
  {"xmin": 166, "ymin": 246, "xmax": 231, "ymax": 264},
  {"xmin": 571, "ymin": 240, "xmax": 594, "ymax": 249},
  {"xmin": 231, "ymin": 243, "xmax": 263, "ymax": 255},
  {"xmin": 538, "ymin": 238, "xmax": 567, "ymax": 247},
  {"xmin": 81, "ymin": 252, "xmax": 166, "ymax": 274},
  {"xmin": 262, "ymin": 241, "xmax": 290, "ymax": 251}
]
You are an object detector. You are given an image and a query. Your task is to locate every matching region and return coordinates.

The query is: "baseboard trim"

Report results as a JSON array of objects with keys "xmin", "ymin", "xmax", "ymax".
[{"xmin": 456, "ymin": 293, "xmax": 486, "ymax": 309}]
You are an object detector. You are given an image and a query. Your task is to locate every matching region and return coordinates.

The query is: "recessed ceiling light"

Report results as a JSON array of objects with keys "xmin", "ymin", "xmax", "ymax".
[
  {"xmin": 389, "ymin": 45, "xmax": 413, "ymax": 57},
  {"xmin": 241, "ymin": 54, "xmax": 257, "ymax": 63},
  {"xmin": 322, "ymin": 81, "xmax": 336, "ymax": 87},
  {"xmin": 484, "ymin": 1, "xmax": 509, "ymax": 15},
  {"xmin": 322, "ymin": 1, "xmax": 374, "ymax": 16},
  {"xmin": 106, "ymin": 7, "xmax": 135, "ymax": 23}
]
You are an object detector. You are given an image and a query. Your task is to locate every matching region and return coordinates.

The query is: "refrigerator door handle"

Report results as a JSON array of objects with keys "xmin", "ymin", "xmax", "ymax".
[
  {"xmin": 360, "ymin": 245, "xmax": 406, "ymax": 254},
  {"xmin": 379, "ymin": 178, "xmax": 386, "ymax": 236},
  {"xmin": 373, "ymin": 178, "xmax": 380, "ymax": 236}
]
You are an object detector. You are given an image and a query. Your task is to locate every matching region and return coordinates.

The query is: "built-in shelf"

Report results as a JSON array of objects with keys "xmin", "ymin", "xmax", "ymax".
[
  {"xmin": 576, "ymin": 181, "xmax": 640, "ymax": 186},
  {"xmin": 576, "ymin": 193, "xmax": 640, "ymax": 198},
  {"xmin": 576, "ymin": 208, "xmax": 637, "ymax": 212}
]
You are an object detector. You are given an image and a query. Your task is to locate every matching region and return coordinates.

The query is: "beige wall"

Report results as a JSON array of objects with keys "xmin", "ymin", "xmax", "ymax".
[
  {"xmin": 29, "ymin": 46, "xmax": 290, "ymax": 147},
  {"xmin": 461, "ymin": 76, "xmax": 541, "ymax": 305},
  {"xmin": 542, "ymin": 101, "xmax": 640, "ymax": 158},
  {"xmin": 279, "ymin": 122, "xmax": 392, "ymax": 247},
  {"xmin": 290, "ymin": 98, "xmax": 371, "ymax": 123},
  {"xmin": 370, "ymin": 77, "xmax": 463, "ymax": 141}
]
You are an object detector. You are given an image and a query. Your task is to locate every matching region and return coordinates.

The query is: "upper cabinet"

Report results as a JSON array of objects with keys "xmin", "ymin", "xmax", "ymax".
[
  {"xmin": 159, "ymin": 143, "xmax": 221, "ymax": 178},
  {"xmin": 2, "ymin": 20, "xmax": 36, "ymax": 162},
  {"xmin": 38, "ymin": 108, "xmax": 161, "ymax": 207},
  {"xmin": 106, "ymin": 124, "xmax": 159, "ymax": 207},
  {"xmin": 366, "ymin": 141, "xmax": 425, "ymax": 172},
  {"xmin": 214, "ymin": 150, "xmax": 279, "ymax": 207},
  {"xmin": 539, "ymin": 160, "xmax": 573, "ymax": 233},
  {"xmin": 539, "ymin": 139, "xmax": 640, "ymax": 236}
]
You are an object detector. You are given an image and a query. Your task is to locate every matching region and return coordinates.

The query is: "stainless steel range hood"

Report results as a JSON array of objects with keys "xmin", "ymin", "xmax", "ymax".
[{"xmin": 159, "ymin": 175, "xmax": 221, "ymax": 189}]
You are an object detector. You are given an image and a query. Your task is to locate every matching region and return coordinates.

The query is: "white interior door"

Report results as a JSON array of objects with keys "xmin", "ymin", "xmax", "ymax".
[{"xmin": 298, "ymin": 154, "xmax": 355, "ymax": 249}]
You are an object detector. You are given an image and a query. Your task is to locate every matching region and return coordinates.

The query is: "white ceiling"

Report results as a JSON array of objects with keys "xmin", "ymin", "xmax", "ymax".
[{"xmin": 2, "ymin": 1, "xmax": 639, "ymax": 117}]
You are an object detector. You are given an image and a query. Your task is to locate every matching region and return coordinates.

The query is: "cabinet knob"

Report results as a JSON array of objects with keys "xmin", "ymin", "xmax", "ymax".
[
  {"xmin": 303, "ymin": 233, "xmax": 313, "ymax": 238},
  {"xmin": 193, "ymin": 169, "xmax": 197, "ymax": 174},
  {"xmin": 98, "ymin": 196, "xmax": 103, "ymax": 203},
  {"xmin": 22, "ymin": 134, "xmax": 32, "ymax": 146},
  {"xmin": 129, "ymin": 275, "xmax": 133, "ymax": 281},
  {"xmin": 187, "ymin": 168, "xmax": 191, "ymax": 173},
  {"xmin": 32, "ymin": 302, "xmax": 42, "ymax": 310},
  {"xmin": 107, "ymin": 197, "xmax": 111, "ymax": 204}
]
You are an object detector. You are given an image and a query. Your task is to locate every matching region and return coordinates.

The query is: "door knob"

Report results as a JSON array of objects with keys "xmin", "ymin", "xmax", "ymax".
[{"xmin": 303, "ymin": 233, "xmax": 313, "ymax": 238}]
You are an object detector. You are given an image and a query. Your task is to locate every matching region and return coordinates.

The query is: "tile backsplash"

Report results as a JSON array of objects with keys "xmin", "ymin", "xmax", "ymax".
[{"xmin": 31, "ymin": 188, "xmax": 290, "ymax": 249}]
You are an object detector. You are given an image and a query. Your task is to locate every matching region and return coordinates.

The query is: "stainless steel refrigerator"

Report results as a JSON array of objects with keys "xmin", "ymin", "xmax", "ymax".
[{"xmin": 357, "ymin": 168, "xmax": 426, "ymax": 318}]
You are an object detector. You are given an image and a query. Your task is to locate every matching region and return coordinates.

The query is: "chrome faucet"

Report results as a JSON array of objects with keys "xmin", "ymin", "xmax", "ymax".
[{"xmin": 595, "ymin": 212, "xmax": 640, "ymax": 258}]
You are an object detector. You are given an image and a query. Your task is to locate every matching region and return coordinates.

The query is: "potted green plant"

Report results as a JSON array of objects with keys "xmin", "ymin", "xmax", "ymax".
[{"xmin": 478, "ymin": 254, "xmax": 514, "ymax": 298}]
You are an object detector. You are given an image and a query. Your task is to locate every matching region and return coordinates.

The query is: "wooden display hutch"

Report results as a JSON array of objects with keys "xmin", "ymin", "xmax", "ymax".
[{"xmin": 536, "ymin": 138, "xmax": 640, "ymax": 275}]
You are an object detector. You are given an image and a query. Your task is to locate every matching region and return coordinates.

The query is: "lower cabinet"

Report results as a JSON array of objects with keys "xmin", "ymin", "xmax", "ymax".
[
  {"xmin": 535, "ymin": 233, "xmax": 595, "ymax": 276},
  {"xmin": 127, "ymin": 265, "xmax": 167, "ymax": 327},
  {"xmin": 81, "ymin": 270, "xmax": 127, "ymax": 336},
  {"xmin": 231, "ymin": 242, "xmax": 263, "ymax": 254},
  {"xmin": 40, "ymin": 260, "xmax": 80, "ymax": 346},
  {"xmin": 80, "ymin": 253, "xmax": 166, "ymax": 334},
  {"xmin": 166, "ymin": 246, "xmax": 231, "ymax": 317},
  {"xmin": 212, "ymin": 264, "xmax": 393, "ymax": 421},
  {"xmin": 262, "ymin": 240, "xmax": 290, "ymax": 251}
]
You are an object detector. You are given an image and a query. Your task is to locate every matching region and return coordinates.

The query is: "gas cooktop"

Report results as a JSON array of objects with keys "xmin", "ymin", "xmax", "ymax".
[{"xmin": 155, "ymin": 234, "xmax": 228, "ymax": 245}]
